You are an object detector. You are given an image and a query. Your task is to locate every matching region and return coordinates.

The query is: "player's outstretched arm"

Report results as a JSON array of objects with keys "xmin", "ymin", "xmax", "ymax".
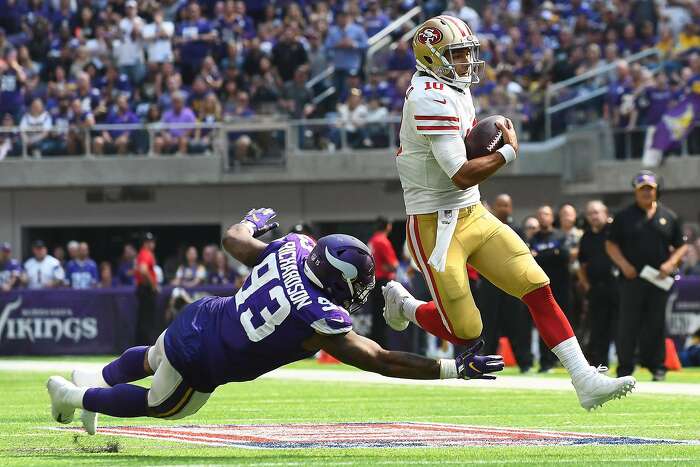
[
  {"xmin": 222, "ymin": 208, "xmax": 279, "ymax": 267},
  {"xmin": 448, "ymin": 119, "xmax": 519, "ymax": 190},
  {"xmin": 311, "ymin": 331, "xmax": 504, "ymax": 380}
]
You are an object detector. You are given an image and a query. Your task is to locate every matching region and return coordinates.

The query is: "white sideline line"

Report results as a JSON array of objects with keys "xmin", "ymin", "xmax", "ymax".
[{"xmin": 2, "ymin": 359, "xmax": 699, "ymax": 396}]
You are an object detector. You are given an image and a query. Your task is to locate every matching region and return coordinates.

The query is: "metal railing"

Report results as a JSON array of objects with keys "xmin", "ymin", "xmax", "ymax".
[
  {"xmin": 0, "ymin": 113, "xmax": 542, "ymax": 164},
  {"xmin": 544, "ymin": 48, "xmax": 662, "ymax": 139},
  {"xmin": 0, "ymin": 117, "xmax": 405, "ymax": 168},
  {"xmin": 305, "ymin": 6, "xmax": 423, "ymax": 106},
  {"xmin": 365, "ymin": 6, "xmax": 422, "ymax": 68}
]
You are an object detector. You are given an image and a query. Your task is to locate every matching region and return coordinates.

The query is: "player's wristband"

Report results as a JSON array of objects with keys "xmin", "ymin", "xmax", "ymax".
[
  {"xmin": 497, "ymin": 144, "xmax": 517, "ymax": 164},
  {"xmin": 439, "ymin": 359, "xmax": 458, "ymax": 379},
  {"xmin": 240, "ymin": 221, "xmax": 256, "ymax": 236}
]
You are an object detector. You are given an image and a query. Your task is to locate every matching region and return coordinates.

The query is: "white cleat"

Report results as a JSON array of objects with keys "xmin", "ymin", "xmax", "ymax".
[
  {"xmin": 382, "ymin": 280, "xmax": 412, "ymax": 332},
  {"xmin": 572, "ymin": 366, "xmax": 636, "ymax": 411},
  {"xmin": 47, "ymin": 376, "xmax": 78, "ymax": 424},
  {"xmin": 71, "ymin": 370, "xmax": 100, "ymax": 435}
]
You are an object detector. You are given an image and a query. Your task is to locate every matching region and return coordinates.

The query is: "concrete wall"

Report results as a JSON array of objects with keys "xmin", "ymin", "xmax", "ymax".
[{"xmin": 0, "ymin": 176, "xmax": 576, "ymax": 253}]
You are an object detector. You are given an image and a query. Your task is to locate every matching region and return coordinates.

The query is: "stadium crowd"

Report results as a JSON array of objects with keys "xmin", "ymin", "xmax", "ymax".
[
  {"xmin": 0, "ymin": 238, "xmax": 246, "ymax": 291},
  {"xmin": 0, "ymin": 0, "xmax": 698, "ymax": 159}
]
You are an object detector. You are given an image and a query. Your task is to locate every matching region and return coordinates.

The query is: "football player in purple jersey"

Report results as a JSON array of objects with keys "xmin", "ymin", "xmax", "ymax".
[{"xmin": 47, "ymin": 208, "xmax": 504, "ymax": 435}]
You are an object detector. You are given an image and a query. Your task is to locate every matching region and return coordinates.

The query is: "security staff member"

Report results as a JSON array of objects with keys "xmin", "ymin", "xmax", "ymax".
[
  {"xmin": 479, "ymin": 194, "xmax": 533, "ymax": 372},
  {"xmin": 578, "ymin": 200, "xmax": 616, "ymax": 367},
  {"xmin": 606, "ymin": 171, "xmax": 687, "ymax": 380},
  {"xmin": 530, "ymin": 205, "xmax": 570, "ymax": 373},
  {"xmin": 135, "ymin": 232, "xmax": 158, "ymax": 345}
]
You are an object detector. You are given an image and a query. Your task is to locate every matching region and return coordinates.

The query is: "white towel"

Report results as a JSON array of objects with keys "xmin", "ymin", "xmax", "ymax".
[{"xmin": 428, "ymin": 209, "xmax": 458, "ymax": 272}]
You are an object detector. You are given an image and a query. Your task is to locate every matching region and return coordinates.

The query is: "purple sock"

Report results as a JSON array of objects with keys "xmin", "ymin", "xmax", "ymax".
[
  {"xmin": 102, "ymin": 346, "xmax": 149, "ymax": 386},
  {"xmin": 83, "ymin": 384, "xmax": 149, "ymax": 418}
]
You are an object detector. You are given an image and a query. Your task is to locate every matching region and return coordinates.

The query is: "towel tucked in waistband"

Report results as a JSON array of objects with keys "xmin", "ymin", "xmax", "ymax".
[{"xmin": 428, "ymin": 209, "xmax": 458, "ymax": 272}]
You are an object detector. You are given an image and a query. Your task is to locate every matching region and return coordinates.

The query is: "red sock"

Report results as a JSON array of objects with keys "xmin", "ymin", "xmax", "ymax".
[
  {"xmin": 522, "ymin": 285, "xmax": 574, "ymax": 348},
  {"xmin": 415, "ymin": 302, "xmax": 473, "ymax": 346}
]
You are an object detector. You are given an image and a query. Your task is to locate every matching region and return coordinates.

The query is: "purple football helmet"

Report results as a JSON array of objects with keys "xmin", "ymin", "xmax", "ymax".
[{"xmin": 304, "ymin": 234, "xmax": 376, "ymax": 313}]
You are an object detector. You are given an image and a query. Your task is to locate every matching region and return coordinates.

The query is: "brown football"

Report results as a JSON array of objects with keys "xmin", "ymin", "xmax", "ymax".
[{"xmin": 465, "ymin": 115, "xmax": 507, "ymax": 160}]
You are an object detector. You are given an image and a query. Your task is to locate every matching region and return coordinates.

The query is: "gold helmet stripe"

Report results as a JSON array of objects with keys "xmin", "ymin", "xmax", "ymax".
[
  {"xmin": 430, "ymin": 16, "xmax": 459, "ymax": 42},
  {"xmin": 438, "ymin": 15, "xmax": 468, "ymax": 38}
]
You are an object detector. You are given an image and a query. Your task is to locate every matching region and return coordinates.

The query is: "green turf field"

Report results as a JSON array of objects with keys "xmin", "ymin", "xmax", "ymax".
[{"xmin": 1, "ymin": 358, "xmax": 699, "ymax": 466}]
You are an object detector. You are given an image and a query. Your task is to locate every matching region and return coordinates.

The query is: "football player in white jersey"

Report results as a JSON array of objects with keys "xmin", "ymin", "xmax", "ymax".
[{"xmin": 384, "ymin": 15, "xmax": 635, "ymax": 410}]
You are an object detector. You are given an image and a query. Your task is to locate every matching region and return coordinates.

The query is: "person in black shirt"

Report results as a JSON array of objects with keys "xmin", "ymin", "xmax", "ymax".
[
  {"xmin": 478, "ymin": 194, "xmax": 534, "ymax": 373},
  {"xmin": 530, "ymin": 205, "xmax": 570, "ymax": 372},
  {"xmin": 578, "ymin": 200, "xmax": 617, "ymax": 367},
  {"xmin": 606, "ymin": 171, "xmax": 688, "ymax": 380}
]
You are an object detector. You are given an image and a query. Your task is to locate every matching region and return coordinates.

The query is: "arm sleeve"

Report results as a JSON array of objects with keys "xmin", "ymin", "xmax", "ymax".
[
  {"xmin": 300, "ymin": 297, "xmax": 353, "ymax": 335},
  {"xmin": 578, "ymin": 235, "xmax": 589, "ymax": 264},
  {"xmin": 428, "ymin": 133, "xmax": 467, "ymax": 178},
  {"xmin": 53, "ymin": 264, "xmax": 65, "ymax": 282},
  {"xmin": 670, "ymin": 215, "xmax": 686, "ymax": 248},
  {"xmin": 411, "ymin": 93, "xmax": 461, "ymax": 136},
  {"xmin": 383, "ymin": 239, "xmax": 399, "ymax": 267},
  {"xmin": 607, "ymin": 215, "xmax": 622, "ymax": 244}
]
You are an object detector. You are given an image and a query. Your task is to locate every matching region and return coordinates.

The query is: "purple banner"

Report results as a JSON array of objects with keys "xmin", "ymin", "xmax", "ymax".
[
  {"xmin": 668, "ymin": 277, "xmax": 700, "ymax": 342},
  {"xmin": 672, "ymin": 277, "xmax": 700, "ymax": 314},
  {"xmin": 650, "ymin": 93, "xmax": 700, "ymax": 152},
  {"xmin": 0, "ymin": 286, "xmax": 235, "ymax": 355}
]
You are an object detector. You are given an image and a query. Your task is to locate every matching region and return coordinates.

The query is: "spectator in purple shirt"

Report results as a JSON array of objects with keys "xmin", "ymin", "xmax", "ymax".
[
  {"xmin": 94, "ymin": 94, "xmax": 140, "ymax": 155},
  {"xmin": 217, "ymin": 0, "xmax": 255, "ymax": 45},
  {"xmin": 362, "ymin": 70, "xmax": 392, "ymax": 107},
  {"xmin": 387, "ymin": 40, "xmax": 415, "ymax": 77},
  {"xmin": 174, "ymin": 3, "xmax": 218, "ymax": 84},
  {"xmin": 364, "ymin": 0, "xmax": 390, "ymax": 37},
  {"xmin": 117, "ymin": 243, "xmax": 137, "ymax": 286},
  {"xmin": 65, "ymin": 242, "xmax": 98, "ymax": 289},
  {"xmin": 0, "ymin": 242, "xmax": 23, "ymax": 292},
  {"xmin": 74, "ymin": 72, "xmax": 102, "ymax": 114},
  {"xmin": 633, "ymin": 72, "xmax": 674, "ymax": 127},
  {"xmin": 96, "ymin": 64, "xmax": 133, "ymax": 101},
  {"xmin": 619, "ymin": 24, "xmax": 642, "ymax": 56},
  {"xmin": 0, "ymin": 51, "xmax": 27, "ymax": 122},
  {"xmin": 155, "ymin": 91, "xmax": 196, "ymax": 154}
]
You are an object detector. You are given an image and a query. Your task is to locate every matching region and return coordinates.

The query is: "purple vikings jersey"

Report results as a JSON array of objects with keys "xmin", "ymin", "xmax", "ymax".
[
  {"xmin": 164, "ymin": 234, "xmax": 353, "ymax": 392},
  {"xmin": 65, "ymin": 259, "xmax": 99, "ymax": 289},
  {"xmin": 0, "ymin": 259, "xmax": 22, "ymax": 288}
]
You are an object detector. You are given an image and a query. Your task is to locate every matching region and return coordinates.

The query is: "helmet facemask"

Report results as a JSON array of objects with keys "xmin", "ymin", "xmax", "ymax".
[
  {"xmin": 437, "ymin": 41, "xmax": 484, "ymax": 89},
  {"xmin": 344, "ymin": 275, "xmax": 375, "ymax": 314}
]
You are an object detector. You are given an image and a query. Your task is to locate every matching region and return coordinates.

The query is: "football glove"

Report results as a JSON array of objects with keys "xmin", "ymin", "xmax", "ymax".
[
  {"xmin": 455, "ymin": 339, "xmax": 505, "ymax": 380},
  {"xmin": 241, "ymin": 208, "xmax": 279, "ymax": 238}
]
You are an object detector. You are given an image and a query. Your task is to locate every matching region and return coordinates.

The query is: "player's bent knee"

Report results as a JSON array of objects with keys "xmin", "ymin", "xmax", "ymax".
[
  {"xmin": 519, "ymin": 262, "xmax": 550, "ymax": 298},
  {"xmin": 147, "ymin": 387, "xmax": 211, "ymax": 420},
  {"xmin": 452, "ymin": 318, "xmax": 483, "ymax": 341}
]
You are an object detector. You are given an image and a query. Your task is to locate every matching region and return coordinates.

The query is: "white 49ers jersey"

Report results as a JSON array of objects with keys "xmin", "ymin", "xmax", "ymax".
[{"xmin": 397, "ymin": 72, "xmax": 480, "ymax": 215}]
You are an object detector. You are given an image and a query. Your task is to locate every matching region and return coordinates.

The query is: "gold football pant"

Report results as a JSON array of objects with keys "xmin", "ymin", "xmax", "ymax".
[{"xmin": 405, "ymin": 203, "xmax": 550, "ymax": 340}]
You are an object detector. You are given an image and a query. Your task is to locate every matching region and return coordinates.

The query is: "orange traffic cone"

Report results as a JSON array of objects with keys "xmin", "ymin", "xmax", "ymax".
[
  {"xmin": 665, "ymin": 338, "xmax": 682, "ymax": 371},
  {"xmin": 497, "ymin": 337, "xmax": 517, "ymax": 367},
  {"xmin": 317, "ymin": 350, "xmax": 340, "ymax": 364}
]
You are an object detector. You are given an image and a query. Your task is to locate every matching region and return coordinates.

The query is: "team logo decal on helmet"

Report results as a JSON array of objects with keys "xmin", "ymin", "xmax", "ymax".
[
  {"xmin": 325, "ymin": 247, "xmax": 358, "ymax": 281},
  {"xmin": 416, "ymin": 27, "xmax": 443, "ymax": 45}
]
